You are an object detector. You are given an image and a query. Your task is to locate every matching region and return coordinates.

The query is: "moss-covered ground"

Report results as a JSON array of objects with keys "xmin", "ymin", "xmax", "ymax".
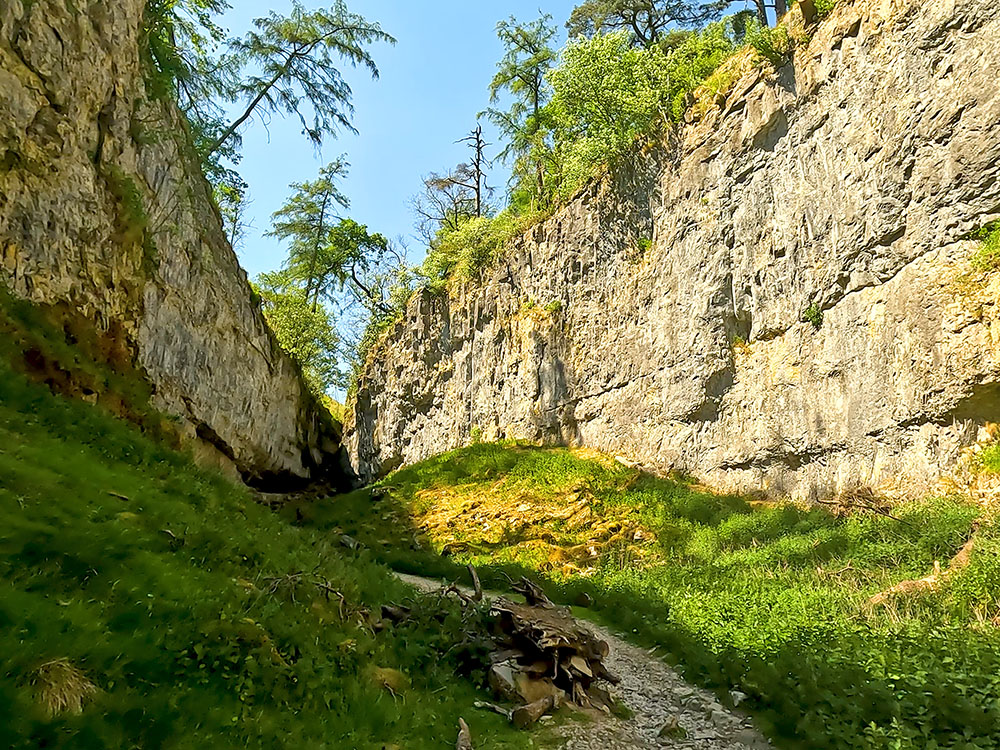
[{"xmin": 295, "ymin": 442, "xmax": 1000, "ymax": 750}]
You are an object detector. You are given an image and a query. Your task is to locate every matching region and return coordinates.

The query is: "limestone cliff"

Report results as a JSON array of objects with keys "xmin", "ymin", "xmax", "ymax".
[
  {"xmin": 0, "ymin": 0, "xmax": 340, "ymax": 486},
  {"xmin": 348, "ymin": 0, "xmax": 1000, "ymax": 501}
]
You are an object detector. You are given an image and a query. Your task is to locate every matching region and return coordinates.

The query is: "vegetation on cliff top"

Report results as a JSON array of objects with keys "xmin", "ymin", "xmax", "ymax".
[
  {"xmin": 294, "ymin": 443, "xmax": 1000, "ymax": 750},
  {"xmin": 140, "ymin": 0, "xmax": 840, "ymax": 396},
  {"xmin": 0, "ymin": 361, "xmax": 527, "ymax": 749}
]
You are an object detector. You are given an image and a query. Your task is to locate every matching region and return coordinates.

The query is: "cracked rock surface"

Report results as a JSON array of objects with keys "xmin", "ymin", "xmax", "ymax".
[
  {"xmin": 348, "ymin": 0, "xmax": 1000, "ymax": 501},
  {"xmin": 0, "ymin": 0, "xmax": 338, "ymax": 483}
]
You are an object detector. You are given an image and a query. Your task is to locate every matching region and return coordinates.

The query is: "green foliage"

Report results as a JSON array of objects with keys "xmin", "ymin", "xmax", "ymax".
[
  {"xmin": 548, "ymin": 31, "xmax": 671, "ymax": 197},
  {"xmin": 544, "ymin": 300, "xmax": 563, "ymax": 314},
  {"xmin": 140, "ymin": 0, "xmax": 230, "ymax": 103},
  {"xmin": 254, "ymin": 271, "xmax": 343, "ymax": 395},
  {"xmin": 566, "ymin": 0, "xmax": 729, "ymax": 48},
  {"xmin": 301, "ymin": 444, "xmax": 1000, "ymax": 750},
  {"xmin": 212, "ymin": 1, "xmax": 395, "ymax": 156},
  {"xmin": 814, "ymin": 0, "xmax": 838, "ymax": 19},
  {"xmin": 744, "ymin": 18, "xmax": 791, "ymax": 67},
  {"xmin": 0, "ymin": 366, "xmax": 525, "ymax": 749},
  {"xmin": 484, "ymin": 15, "xmax": 558, "ymax": 208},
  {"xmin": 102, "ymin": 166, "xmax": 149, "ymax": 247},
  {"xmin": 545, "ymin": 22, "xmax": 736, "ymax": 198},
  {"xmin": 971, "ymin": 221, "xmax": 1000, "ymax": 272},
  {"xmin": 420, "ymin": 208, "xmax": 550, "ymax": 287},
  {"xmin": 801, "ymin": 302, "xmax": 824, "ymax": 329},
  {"xmin": 976, "ymin": 443, "xmax": 1000, "ymax": 474},
  {"xmin": 661, "ymin": 20, "xmax": 737, "ymax": 120}
]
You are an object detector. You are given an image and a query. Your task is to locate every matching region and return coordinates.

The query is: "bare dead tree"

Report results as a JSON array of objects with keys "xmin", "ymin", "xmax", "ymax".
[{"xmin": 455, "ymin": 124, "xmax": 492, "ymax": 218}]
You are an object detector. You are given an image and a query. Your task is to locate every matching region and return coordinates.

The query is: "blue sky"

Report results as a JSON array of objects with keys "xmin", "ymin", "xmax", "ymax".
[{"xmin": 222, "ymin": 1, "xmax": 579, "ymax": 277}]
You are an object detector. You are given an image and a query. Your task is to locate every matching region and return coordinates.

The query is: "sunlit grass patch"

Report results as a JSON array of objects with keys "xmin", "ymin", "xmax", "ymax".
[{"xmin": 306, "ymin": 442, "xmax": 1000, "ymax": 750}]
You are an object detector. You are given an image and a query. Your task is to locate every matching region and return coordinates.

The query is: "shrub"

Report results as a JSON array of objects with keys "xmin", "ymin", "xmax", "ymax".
[
  {"xmin": 745, "ymin": 19, "xmax": 791, "ymax": 67},
  {"xmin": 801, "ymin": 303, "xmax": 824, "ymax": 329},
  {"xmin": 971, "ymin": 221, "xmax": 1000, "ymax": 272},
  {"xmin": 815, "ymin": 0, "xmax": 839, "ymax": 19}
]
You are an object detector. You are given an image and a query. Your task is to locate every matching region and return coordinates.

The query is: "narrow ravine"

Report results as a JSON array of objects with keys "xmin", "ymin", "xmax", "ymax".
[{"xmin": 396, "ymin": 574, "xmax": 771, "ymax": 750}]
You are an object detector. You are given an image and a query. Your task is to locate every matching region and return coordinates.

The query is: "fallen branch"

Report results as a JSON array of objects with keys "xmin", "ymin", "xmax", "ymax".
[{"xmin": 468, "ymin": 565, "xmax": 483, "ymax": 602}]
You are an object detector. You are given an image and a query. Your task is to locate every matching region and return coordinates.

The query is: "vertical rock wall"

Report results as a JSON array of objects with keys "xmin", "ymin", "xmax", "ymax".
[
  {"xmin": 0, "ymin": 0, "xmax": 340, "ymax": 485},
  {"xmin": 348, "ymin": 0, "xmax": 1000, "ymax": 500}
]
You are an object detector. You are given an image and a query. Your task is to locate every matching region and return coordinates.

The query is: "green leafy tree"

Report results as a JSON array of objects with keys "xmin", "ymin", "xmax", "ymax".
[
  {"xmin": 484, "ymin": 15, "xmax": 558, "ymax": 207},
  {"xmin": 566, "ymin": 0, "xmax": 729, "ymax": 48},
  {"xmin": 213, "ymin": 177, "xmax": 251, "ymax": 251},
  {"xmin": 547, "ymin": 31, "xmax": 671, "ymax": 195},
  {"xmin": 254, "ymin": 271, "xmax": 343, "ymax": 394},
  {"xmin": 293, "ymin": 218, "xmax": 394, "ymax": 316},
  {"xmin": 267, "ymin": 158, "xmax": 351, "ymax": 309},
  {"xmin": 207, "ymin": 1, "xmax": 395, "ymax": 157},
  {"xmin": 141, "ymin": 0, "xmax": 231, "ymax": 104}
]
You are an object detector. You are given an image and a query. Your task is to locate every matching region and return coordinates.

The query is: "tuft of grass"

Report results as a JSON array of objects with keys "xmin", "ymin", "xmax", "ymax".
[
  {"xmin": 0, "ymin": 362, "xmax": 525, "ymax": 749},
  {"xmin": 300, "ymin": 443, "xmax": 1000, "ymax": 750},
  {"xmin": 745, "ymin": 20, "xmax": 792, "ymax": 68},
  {"xmin": 971, "ymin": 221, "xmax": 1000, "ymax": 272},
  {"xmin": 32, "ymin": 660, "xmax": 99, "ymax": 717}
]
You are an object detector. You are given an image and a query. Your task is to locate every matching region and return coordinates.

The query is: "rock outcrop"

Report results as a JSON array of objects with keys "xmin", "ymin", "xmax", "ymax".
[
  {"xmin": 0, "ymin": 0, "xmax": 339, "ymax": 485},
  {"xmin": 348, "ymin": 0, "xmax": 1000, "ymax": 500}
]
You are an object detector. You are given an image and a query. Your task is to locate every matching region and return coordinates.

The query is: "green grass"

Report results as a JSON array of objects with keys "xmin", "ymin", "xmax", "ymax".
[
  {"xmin": 298, "ymin": 443, "xmax": 1000, "ymax": 750},
  {"xmin": 0, "ymin": 366, "xmax": 527, "ymax": 749},
  {"xmin": 972, "ymin": 222, "xmax": 1000, "ymax": 272}
]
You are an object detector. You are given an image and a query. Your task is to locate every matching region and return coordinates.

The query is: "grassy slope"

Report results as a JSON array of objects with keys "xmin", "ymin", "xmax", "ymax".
[
  {"xmin": 296, "ymin": 443, "xmax": 1000, "ymax": 750},
  {"xmin": 0, "ymin": 365, "xmax": 528, "ymax": 749}
]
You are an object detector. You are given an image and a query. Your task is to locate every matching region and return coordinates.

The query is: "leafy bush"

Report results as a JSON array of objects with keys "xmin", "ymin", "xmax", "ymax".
[
  {"xmin": 971, "ymin": 221, "xmax": 1000, "ymax": 272},
  {"xmin": 745, "ymin": 19, "xmax": 791, "ymax": 67},
  {"xmin": 801, "ymin": 303, "xmax": 824, "ymax": 329},
  {"xmin": 546, "ymin": 23, "xmax": 736, "ymax": 198},
  {"xmin": 662, "ymin": 21, "xmax": 738, "ymax": 122},
  {"xmin": 420, "ymin": 208, "xmax": 549, "ymax": 285}
]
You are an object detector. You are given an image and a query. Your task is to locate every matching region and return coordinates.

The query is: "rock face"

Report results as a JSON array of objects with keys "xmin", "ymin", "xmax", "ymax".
[
  {"xmin": 348, "ymin": 0, "xmax": 1000, "ymax": 500},
  {"xmin": 0, "ymin": 0, "xmax": 339, "ymax": 485}
]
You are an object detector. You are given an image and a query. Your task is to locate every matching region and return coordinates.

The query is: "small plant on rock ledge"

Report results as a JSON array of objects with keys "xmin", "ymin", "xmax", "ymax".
[
  {"xmin": 802, "ymin": 303, "xmax": 824, "ymax": 329},
  {"xmin": 971, "ymin": 221, "xmax": 1000, "ymax": 272}
]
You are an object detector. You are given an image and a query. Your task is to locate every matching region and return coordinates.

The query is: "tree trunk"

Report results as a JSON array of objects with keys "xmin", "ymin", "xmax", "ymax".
[
  {"xmin": 754, "ymin": 0, "xmax": 769, "ymax": 26},
  {"xmin": 774, "ymin": 0, "xmax": 788, "ymax": 20}
]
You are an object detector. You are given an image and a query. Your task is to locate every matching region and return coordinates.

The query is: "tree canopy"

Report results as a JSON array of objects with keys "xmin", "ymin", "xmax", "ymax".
[
  {"xmin": 566, "ymin": 0, "xmax": 729, "ymax": 47},
  {"xmin": 208, "ymin": 1, "xmax": 395, "ymax": 157},
  {"xmin": 484, "ymin": 14, "xmax": 558, "ymax": 207}
]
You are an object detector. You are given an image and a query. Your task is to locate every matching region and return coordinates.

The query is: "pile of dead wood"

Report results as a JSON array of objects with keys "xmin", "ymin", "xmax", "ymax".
[{"xmin": 477, "ymin": 578, "xmax": 620, "ymax": 729}]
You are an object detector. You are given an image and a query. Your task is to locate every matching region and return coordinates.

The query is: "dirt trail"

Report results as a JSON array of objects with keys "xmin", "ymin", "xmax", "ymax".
[{"xmin": 395, "ymin": 573, "xmax": 771, "ymax": 750}]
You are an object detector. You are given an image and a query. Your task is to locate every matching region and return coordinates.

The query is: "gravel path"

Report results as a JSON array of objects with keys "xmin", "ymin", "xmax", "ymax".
[{"xmin": 395, "ymin": 574, "xmax": 770, "ymax": 750}]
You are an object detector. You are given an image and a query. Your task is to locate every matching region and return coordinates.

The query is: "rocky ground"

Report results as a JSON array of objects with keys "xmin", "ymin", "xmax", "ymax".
[{"xmin": 396, "ymin": 573, "xmax": 770, "ymax": 750}]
